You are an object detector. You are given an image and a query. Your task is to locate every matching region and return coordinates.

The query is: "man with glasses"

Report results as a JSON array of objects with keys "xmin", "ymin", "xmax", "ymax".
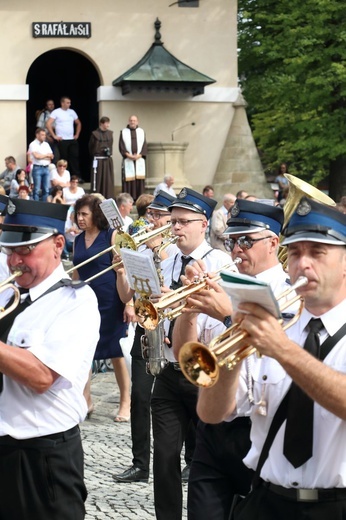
[
  {"xmin": 0, "ymin": 197, "xmax": 100, "ymax": 520},
  {"xmin": 173, "ymin": 199, "xmax": 295, "ymax": 520},
  {"xmin": 150, "ymin": 188, "xmax": 232, "ymax": 520}
]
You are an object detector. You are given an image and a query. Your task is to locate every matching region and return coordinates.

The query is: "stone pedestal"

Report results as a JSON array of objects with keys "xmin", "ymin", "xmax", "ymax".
[
  {"xmin": 145, "ymin": 142, "xmax": 192, "ymax": 194},
  {"xmin": 212, "ymin": 93, "xmax": 273, "ymax": 202}
]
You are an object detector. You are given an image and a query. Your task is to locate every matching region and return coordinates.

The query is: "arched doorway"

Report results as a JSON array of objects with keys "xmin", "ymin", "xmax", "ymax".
[{"xmin": 26, "ymin": 49, "xmax": 101, "ymax": 182}]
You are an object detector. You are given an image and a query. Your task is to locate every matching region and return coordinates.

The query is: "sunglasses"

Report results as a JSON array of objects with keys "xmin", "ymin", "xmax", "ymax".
[{"xmin": 224, "ymin": 235, "xmax": 271, "ymax": 252}]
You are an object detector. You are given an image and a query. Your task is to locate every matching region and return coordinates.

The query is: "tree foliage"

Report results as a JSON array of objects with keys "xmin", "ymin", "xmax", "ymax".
[{"xmin": 238, "ymin": 0, "xmax": 346, "ymax": 198}]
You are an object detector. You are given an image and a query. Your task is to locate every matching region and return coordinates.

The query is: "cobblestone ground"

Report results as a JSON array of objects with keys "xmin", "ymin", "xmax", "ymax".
[{"xmin": 80, "ymin": 371, "xmax": 188, "ymax": 519}]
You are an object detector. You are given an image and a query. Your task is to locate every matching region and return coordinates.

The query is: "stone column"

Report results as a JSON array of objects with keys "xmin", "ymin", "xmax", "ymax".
[
  {"xmin": 145, "ymin": 142, "xmax": 192, "ymax": 194},
  {"xmin": 212, "ymin": 93, "xmax": 273, "ymax": 201}
]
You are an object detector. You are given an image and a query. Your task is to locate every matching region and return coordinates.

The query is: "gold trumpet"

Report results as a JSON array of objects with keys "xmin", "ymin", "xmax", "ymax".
[
  {"xmin": 178, "ymin": 275, "xmax": 308, "ymax": 388},
  {"xmin": 0, "ymin": 271, "xmax": 24, "ymax": 319},
  {"xmin": 66, "ymin": 223, "xmax": 172, "ymax": 282},
  {"xmin": 135, "ymin": 258, "xmax": 242, "ymax": 331}
]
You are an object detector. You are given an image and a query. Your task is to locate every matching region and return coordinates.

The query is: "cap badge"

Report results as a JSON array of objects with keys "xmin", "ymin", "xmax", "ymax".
[
  {"xmin": 296, "ymin": 199, "xmax": 311, "ymax": 216},
  {"xmin": 231, "ymin": 201, "xmax": 240, "ymax": 217},
  {"xmin": 178, "ymin": 188, "xmax": 187, "ymax": 199},
  {"xmin": 7, "ymin": 200, "xmax": 16, "ymax": 215}
]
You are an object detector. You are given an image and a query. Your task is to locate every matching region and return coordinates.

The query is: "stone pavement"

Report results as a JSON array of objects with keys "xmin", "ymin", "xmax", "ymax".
[{"xmin": 80, "ymin": 370, "xmax": 188, "ymax": 519}]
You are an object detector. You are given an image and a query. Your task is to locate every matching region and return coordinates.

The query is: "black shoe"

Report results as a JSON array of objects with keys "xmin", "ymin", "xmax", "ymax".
[
  {"xmin": 181, "ymin": 464, "xmax": 190, "ymax": 483},
  {"xmin": 112, "ymin": 465, "xmax": 149, "ymax": 483}
]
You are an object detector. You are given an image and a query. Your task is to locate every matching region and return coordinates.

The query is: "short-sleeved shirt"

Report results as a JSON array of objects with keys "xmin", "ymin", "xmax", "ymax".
[{"xmin": 50, "ymin": 107, "xmax": 78, "ymax": 139}]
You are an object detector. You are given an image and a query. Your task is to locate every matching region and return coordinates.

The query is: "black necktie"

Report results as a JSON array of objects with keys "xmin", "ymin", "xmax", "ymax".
[
  {"xmin": 167, "ymin": 256, "xmax": 192, "ymax": 344},
  {"xmin": 283, "ymin": 318, "xmax": 324, "ymax": 468}
]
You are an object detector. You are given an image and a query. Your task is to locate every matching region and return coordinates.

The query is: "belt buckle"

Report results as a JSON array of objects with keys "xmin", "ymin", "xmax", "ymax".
[{"xmin": 297, "ymin": 489, "xmax": 318, "ymax": 501}]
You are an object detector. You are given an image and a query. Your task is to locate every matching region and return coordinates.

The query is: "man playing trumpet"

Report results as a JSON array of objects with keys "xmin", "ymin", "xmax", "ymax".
[
  {"xmin": 197, "ymin": 198, "xmax": 346, "ymax": 520},
  {"xmin": 173, "ymin": 199, "xmax": 297, "ymax": 520}
]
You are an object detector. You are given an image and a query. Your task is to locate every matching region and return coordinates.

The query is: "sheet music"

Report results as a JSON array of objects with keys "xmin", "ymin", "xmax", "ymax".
[
  {"xmin": 99, "ymin": 199, "xmax": 124, "ymax": 229},
  {"xmin": 220, "ymin": 271, "xmax": 281, "ymax": 318},
  {"xmin": 121, "ymin": 249, "xmax": 161, "ymax": 295}
]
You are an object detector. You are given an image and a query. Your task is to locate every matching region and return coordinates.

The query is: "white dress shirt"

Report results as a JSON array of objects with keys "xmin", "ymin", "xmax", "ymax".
[
  {"xmin": 0, "ymin": 264, "xmax": 100, "ymax": 439},
  {"xmin": 28, "ymin": 138, "xmax": 53, "ymax": 166},
  {"xmin": 161, "ymin": 240, "xmax": 232, "ymax": 362},
  {"xmin": 242, "ymin": 298, "xmax": 346, "ymax": 488}
]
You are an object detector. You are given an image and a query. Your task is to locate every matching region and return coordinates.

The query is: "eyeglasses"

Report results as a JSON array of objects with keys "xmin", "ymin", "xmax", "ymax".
[
  {"xmin": 224, "ymin": 235, "xmax": 271, "ymax": 252},
  {"xmin": 1, "ymin": 244, "xmax": 37, "ymax": 256},
  {"xmin": 170, "ymin": 219, "xmax": 204, "ymax": 227},
  {"xmin": 58, "ymin": 165, "xmax": 67, "ymax": 168},
  {"xmin": 147, "ymin": 212, "xmax": 168, "ymax": 220}
]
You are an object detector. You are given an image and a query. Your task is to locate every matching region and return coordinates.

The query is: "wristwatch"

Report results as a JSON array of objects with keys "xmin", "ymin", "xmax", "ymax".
[{"xmin": 223, "ymin": 315, "xmax": 232, "ymax": 328}]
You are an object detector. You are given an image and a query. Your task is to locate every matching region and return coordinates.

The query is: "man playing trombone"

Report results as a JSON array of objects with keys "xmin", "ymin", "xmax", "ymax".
[
  {"xmin": 197, "ymin": 198, "xmax": 346, "ymax": 520},
  {"xmin": 0, "ymin": 197, "xmax": 100, "ymax": 520}
]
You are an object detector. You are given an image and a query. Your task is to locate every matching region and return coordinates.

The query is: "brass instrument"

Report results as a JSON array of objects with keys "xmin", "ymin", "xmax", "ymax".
[
  {"xmin": 178, "ymin": 275, "xmax": 308, "ymax": 388},
  {"xmin": 66, "ymin": 223, "xmax": 172, "ymax": 282},
  {"xmin": 278, "ymin": 174, "xmax": 335, "ymax": 267},
  {"xmin": 0, "ymin": 271, "xmax": 24, "ymax": 319},
  {"xmin": 141, "ymin": 234, "xmax": 179, "ymax": 376},
  {"xmin": 135, "ymin": 258, "xmax": 242, "ymax": 331}
]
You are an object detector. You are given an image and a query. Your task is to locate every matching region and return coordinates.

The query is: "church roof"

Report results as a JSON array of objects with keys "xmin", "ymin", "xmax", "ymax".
[{"xmin": 112, "ymin": 18, "xmax": 216, "ymax": 96}]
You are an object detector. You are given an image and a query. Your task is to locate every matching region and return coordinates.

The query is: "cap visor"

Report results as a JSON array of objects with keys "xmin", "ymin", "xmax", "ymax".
[
  {"xmin": 0, "ymin": 230, "xmax": 54, "ymax": 247},
  {"xmin": 282, "ymin": 231, "xmax": 346, "ymax": 246},
  {"xmin": 148, "ymin": 203, "xmax": 169, "ymax": 211},
  {"xmin": 223, "ymin": 225, "xmax": 266, "ymax": 236},
  {"xmin": 169, "ymin": 202, "xmax": 202, "ymax": 214}
]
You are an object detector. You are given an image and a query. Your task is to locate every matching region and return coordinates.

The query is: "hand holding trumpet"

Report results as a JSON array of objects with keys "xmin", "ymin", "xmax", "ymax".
[{"xmin": 180, "ymin": 260, "xmax": 234, "ymax": 321}]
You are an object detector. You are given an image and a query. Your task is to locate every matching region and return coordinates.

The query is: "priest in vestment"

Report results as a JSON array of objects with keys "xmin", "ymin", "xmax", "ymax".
[{"xmin": 119, "ymin": 115, "xmax": 148, "ymax": 200}]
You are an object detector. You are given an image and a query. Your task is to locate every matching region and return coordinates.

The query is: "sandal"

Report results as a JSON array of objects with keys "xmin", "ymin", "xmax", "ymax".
[{"xmin": 114, "ymin": 415, "xmax": 130, "ymax": 423}]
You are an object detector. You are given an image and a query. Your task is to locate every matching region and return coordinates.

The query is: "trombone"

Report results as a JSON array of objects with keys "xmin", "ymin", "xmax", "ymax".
[
  {"xmin": 178, "ymin": 275, "xmax": 308, "ymax": 388},
  {"xmin": 135, "ymin": 258, "xmax": 242, "ymax": 331},
  {"xmin": 0, "ymin": 271, "xmax": 23, "ymax": 319},
  {"xmin": 66, "ymin": 223, "xmax": 172, "ymax": 282}
]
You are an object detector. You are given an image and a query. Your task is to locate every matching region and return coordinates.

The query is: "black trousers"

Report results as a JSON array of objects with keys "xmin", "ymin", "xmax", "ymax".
[
  {"xmin": 0, "ymin": 426, "xmax": 86, "ymax": 520},
  {"xmin": 130, "ymin": 326, "xmax": 155, "ymax": 472},
  {"xmin": 130, "ymin": 327, "xmax": 195, "ymax": 472},
  {"xmin": 151, "ymin": 364, "xmax": 199, "ymax": 520},
  {"xmin": 234, "ymin": 484, "xmax": 346, "ymax": 520},
  {"xmin": 57, "ymin": 139, "xmax": 80, "ymax": 176},
  {"xmin": 188, "ymin": 419, "xmax": 253, "ymax": 520}
]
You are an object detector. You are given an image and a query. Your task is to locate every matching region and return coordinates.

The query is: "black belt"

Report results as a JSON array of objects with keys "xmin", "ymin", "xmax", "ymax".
[
  {"xmin": 33, "ymin": 164, "xmax": 49, "ymax": 168},
  {"xmin": 0, "ymin": 425, "xmax": 79, "ymax": 448},
  {"xmin": 264, "ymin": 482, "xmax": 346, "ymax": 502}
]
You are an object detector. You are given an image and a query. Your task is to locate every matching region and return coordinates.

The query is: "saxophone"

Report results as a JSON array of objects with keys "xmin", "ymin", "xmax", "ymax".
[{"xmin": 140, "ymin": 233, "xmax": 178, "ymax": 376}]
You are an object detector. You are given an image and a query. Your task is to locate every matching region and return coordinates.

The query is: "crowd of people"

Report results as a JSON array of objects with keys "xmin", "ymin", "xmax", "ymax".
[{"xmin": 1, "ymin": 113, "xmax": 346, "ymax": 520}]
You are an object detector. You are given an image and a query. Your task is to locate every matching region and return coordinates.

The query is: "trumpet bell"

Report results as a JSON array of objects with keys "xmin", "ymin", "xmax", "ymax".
[
  {"xmin": 179, "ymin": 276, "xmax": 307, "ymax": 388},
  {"xmin": 178, "ymin": 342, "xmax": 219, "ymax": 388},
  {"xmin": 134, "ymin": 299, "xmax": 159, "ymax": 331}
]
